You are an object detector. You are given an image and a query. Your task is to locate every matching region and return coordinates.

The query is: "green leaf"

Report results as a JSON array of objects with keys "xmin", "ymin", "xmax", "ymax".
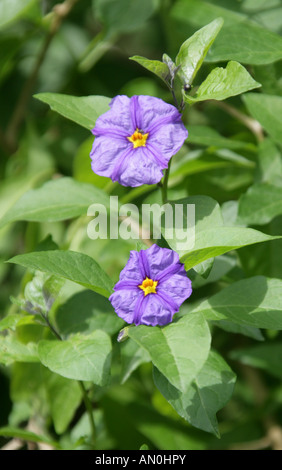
[
  {"xmin": 94, "ymin": 0, "xmax": 157, "ymax": 35},
  {"xmin": 212, "ymin": 320, "xmax": 264, "ymax": 342},
  {"xmin": 128, "ymin": 313, "xmax": 211, "ymax": 393},
  {"xmin": 46, "ymin": 374, "xmax": 82, "ymax": 434},
  {"xmin": 192, "ymin": 276, "xmax": 282, "ymax": 330},
  {"xmin": 256, "ymin": 139, "xmax": 282, "ymax": 184},
  {"xmin": 0, "ymin": 337, "xmax": 38, "ymax": 365},
  {"xmin": 38, "ymin": 331, "xmax": 112, "ymax": 384},
  {"xmin": 0, "ymin": 177, "xmax": 111, "ymax": 229},
  {"xmin": 34, "ymin": 93, "xmax": 110, "ymax": 130},
  {"xmin": 185, "ymin": 61, "xmax": 260, "ymax": 104},
  {"xmin": 0, "ymin": 314, "xmax": 25, "ymax": 332},
  {"xmin": 187, "ymin": 125, "xmax": 257, "ymax": 152},
  {"xmin": 0, "ymin": 0, "xmax": 36, "ymax": 30},
  {"xmin": 0, "ymin": 426, "xmax": 59, "ymax": 448},
  {"xmin": 243, "ymin": 93, "xmax": 282, "ymax": 147},
  {"xmin": 8, "ymin": 250, "xmax": 114, "ymax": 298},
  {"xmin": 171, "ymin": 0, "xmax": 282, "ymax": 65},
  {"xmin": 129, "ymin": 56, "xmax": 170, "ymax": 85},
  {"xmin": 207, "ymin": 21, "xmax": 282, "ymax": 65},
  {"xmin": 230, "ymin": 343, "xmax": 282, "ymax": 379},
  {"xmin": 160, "ymin": 195, "xmax": 277, "ymax": 270},
  {"xmin": 154, "ymin": 350, "xmax": 236, "ymax": 436},
  {"xmin": 175, "ymin": 18, "xmax": 224, "ymax": 86},
  {"xmin": 56, "ymin": 290, "xmax": 124, "ymax": 337},
  {"xmin": 238, "ymin": 183, "xmax": 282, "ymax": 226},
  {"xmin": 120, "ymin": 339, "xmax": 151, "ymax": 384}
]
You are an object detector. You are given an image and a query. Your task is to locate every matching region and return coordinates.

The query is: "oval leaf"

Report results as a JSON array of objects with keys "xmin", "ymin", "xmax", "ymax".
[
  {"xmin": 128, "ymin": 313, "xmax": 211, "ymax": 393},
  {"xmin": 38, "ymin": 331, "xmax": 112, "ymax": 384}
]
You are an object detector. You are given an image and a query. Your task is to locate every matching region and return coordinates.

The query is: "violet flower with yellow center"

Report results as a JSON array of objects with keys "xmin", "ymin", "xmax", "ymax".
[
  {"xmin": 109, "ymin": 244, "xmax": 192, "ymax": 327},
  {"xmin": 90, "ymin": 95, "xmax": 188, "ymax": 187}
]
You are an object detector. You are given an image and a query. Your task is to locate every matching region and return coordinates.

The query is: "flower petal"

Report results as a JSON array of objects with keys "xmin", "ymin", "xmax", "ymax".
[
  {"xmin": 139, "ymin": 294, "xmax": 174, "ymax": 326},
  {"xmin": 149, "ymin": 121, "xmax": 188, "ymax": 160},
  {"xmin": 109, "ymin": 288, "xmax": 142, "ymax": 324},
  {"xmin": 114, "ymin": 147, "xmax": 164, "ymax": 187},
  {"xmin": 158, "ymin": 270, "xmax": 192, "ymax": 309},
  {"xmin": 92, "ymin": 95, "xmax": 134, "ymax": 137},
  {"xmin": 132, "ymin": 95, "xmax": 181, "ymax": 132},
  {"xmin": 90, "ymin": 137, "xmax": 129, "ymax": 178},
  {"xmin": 119, "ymin": 250, "xmax": 143, "ymax": 283},
  {"xmin": 143, "ymin": 245, "xmax": 181, "ymax": 281}
]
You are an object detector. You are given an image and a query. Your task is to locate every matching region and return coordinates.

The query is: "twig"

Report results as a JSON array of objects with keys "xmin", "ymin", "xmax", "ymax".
[
  {"xmin": 1, "ymin": 438, "xmax": 23, "ymax": 451},
  {"xmin": 4, "ymin": 0, "xmax": 80, "ymax": 153}
]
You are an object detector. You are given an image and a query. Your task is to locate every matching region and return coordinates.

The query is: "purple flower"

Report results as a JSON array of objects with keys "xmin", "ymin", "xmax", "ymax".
[
  {"xmin": 90, "ymin": 95, "xmax": 188, "ymax": 187},
  {"xmin": 109, "ymin": 244, "xmax": 192, "ymax": 327}
]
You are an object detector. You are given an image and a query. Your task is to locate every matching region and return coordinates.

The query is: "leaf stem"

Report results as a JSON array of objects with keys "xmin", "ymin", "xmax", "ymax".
[{"xmin": 78, "ymin": 382, "xmax": 96, "ymax": 447}]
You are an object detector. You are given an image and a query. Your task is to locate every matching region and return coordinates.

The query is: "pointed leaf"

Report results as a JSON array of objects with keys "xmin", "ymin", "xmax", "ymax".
[
  {"xmin": 0, "ymin": 177, "xmax": 110, "ymax": 228},
  {"xmin": 238, "ymin": 183, "xmax": 282, "ymax": 226},
  {"xmin": 0, "ymin": 337, "xmax": 38, "ymax": 365},
  {"xmin": 160, "ymin": 196, "xmax": 278, "ymax": 270},
  {"xmin": 129, "ymin": 56, "xmax": 170, "ymax": 85},
  {"xmin": 128, "ymin": 313, "xmax": 211, "ymax": 393},
  {"xmin": 38, "ymin": 331, "xmax": 112, "ymax": 384},
  {"xmin": 154, "ymin": 350, "xmax": 236, "ymax": 436},
  {"xmin": 8, "ymin": 250, "xmax": 114, "ymax": 298},
  {"xmin": 193, "ymin": 276, "xmax": 282, "ymax": 330},
  {"xmin": 185, "ymin": 61, "xmax": 260, "ymax": 104},
  {"xmin": 176, "ymin": 18, "xmax": 224, "ymax": 85},
  {"xmin": 34, "ymin": 93, "xmax": 110, "ymax": 130}
]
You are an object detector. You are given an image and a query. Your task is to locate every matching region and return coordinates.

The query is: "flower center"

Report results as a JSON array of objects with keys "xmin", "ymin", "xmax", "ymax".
[
  {"xmin": 138, "ymin": 277, "xmax": 158, "ymax": 296},
  {"xmin": 127, "ymin": 128, "xmax": 149, "ymax": 148}
]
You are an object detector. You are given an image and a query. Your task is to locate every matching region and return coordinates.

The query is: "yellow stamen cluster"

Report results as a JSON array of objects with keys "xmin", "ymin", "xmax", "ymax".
[
  {"xmin": 138, "ymin": 277, "xmax": 158, "ymax": 296},
  {"xmin": 127, "ymin": 129, "xmax": 149, "ymax": 148}
]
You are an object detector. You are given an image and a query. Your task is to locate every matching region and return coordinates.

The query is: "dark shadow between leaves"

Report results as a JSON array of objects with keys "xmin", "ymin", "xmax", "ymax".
[{"xmin": 56, "ymin": 290, "xmax": 124, "ymax": 337}]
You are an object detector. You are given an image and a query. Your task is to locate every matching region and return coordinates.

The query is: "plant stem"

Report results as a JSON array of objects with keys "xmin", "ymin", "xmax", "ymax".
[
  {"xmin": 78, "ymin": 382, "xmax": 96, "ymax": 447},
  {"xmin": 161, "ymin": 159, "xmax": 172, "ymax": 204}
]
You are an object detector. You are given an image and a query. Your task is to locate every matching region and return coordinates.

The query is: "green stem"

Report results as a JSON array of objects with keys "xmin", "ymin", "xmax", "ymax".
[
  {"xmin": 78, "ymin": 382, "xmax": 96, "ymax": 448},
  {"xmin": 161, "ymin": 159, "xmax": 172, "ymax": 204}
]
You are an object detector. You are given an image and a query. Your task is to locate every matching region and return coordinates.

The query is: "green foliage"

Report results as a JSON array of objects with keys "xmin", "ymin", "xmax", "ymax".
[
  {"xmin": 38, "ymin": 331, "xmax": 112, "ymax": 384},
  {"xmin": 34, "ymin": 94, "xmax": 110, "ymax": 131},
  {"xmin": 0, "ymin": 0, "xmax": 282, "ymax": 452},
  {"xmin": 128, "ymin": 313, "xmax": 211, "ymax": 393},
  {"xmin": 8, "ymin": 250, "xmax": 114, "ymax": 298},
  {"xmin": 175, "ymin": 18, "xmax": 224, "ymax": 86},
  {"xmin": 184, "ymin": 61, "xmax": 260, "ymax": 104},
  {"xmin": 154, "ymin": 350, "xmax": 236, "ymax": 437}
]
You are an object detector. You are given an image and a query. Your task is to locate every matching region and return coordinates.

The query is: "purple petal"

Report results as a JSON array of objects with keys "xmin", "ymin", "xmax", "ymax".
[
  {"xmin": 132, "ymin": 95, "xmax": 181, "ymax": 133},
  {"xmin": 143, "ymin": 245, "xmax": 181, "ymax": 280},
  {"xmin": 90, "ymin": 137, "xmax": 129, "ymax": 178},
  {"xmin": 149, "ymin": 121, "xmax": 188, "ymax": 160},
  {"xmin": 114, "ymin": 147, "xmax": 164, "ymax": 187},
  {"xmin": 118, "ymin": 250, "xmax": 143, "ymax": 283},
  {"xmin": 158, "ymin": 270, "xmax": 192, "ymax": 309},
  {"xmin": 92, "ymin": 95, "xmax": 134, "ymax": 137},
  {"xmin": 109, "ymin": 288, "xmax": 142, "ymax": 324},
  {"xmin": 138, "ymin": 294, "xmax": 174, "ymax": 326}
]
